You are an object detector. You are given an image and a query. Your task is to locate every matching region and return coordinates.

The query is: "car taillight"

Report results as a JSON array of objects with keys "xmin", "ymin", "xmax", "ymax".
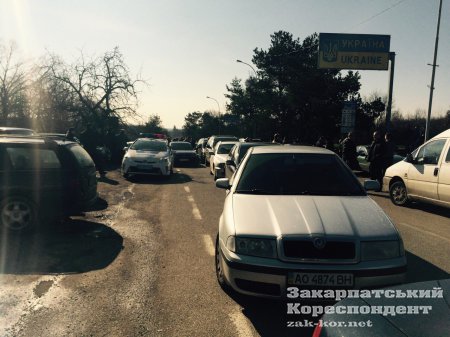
[{"xmin": 312, "ymin": 323, "xmax": 322, "ymax": 337}]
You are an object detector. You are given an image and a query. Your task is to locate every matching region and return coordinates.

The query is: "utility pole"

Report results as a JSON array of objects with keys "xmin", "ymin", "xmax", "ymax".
[
  {"xmin": 425, "ymin": 0, "xmax": 443, "ymax": 142},
  {"xmin": 386, "ymin": 52, "xmax": 396, "ymax": 132}
]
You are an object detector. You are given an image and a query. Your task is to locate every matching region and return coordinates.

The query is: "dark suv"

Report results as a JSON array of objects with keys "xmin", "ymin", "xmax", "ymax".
[{"xmin": 0, "ymin": 137, "xmax": 98, "ymax": 232}]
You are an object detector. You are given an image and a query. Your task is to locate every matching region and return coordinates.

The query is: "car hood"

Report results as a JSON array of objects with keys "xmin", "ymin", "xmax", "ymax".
[
  {"xmin": 231, "ymin": 195, "xmax": 399, "ymax": 240},
  {"xmin": 127, "ymin": 149, "xmax": 168, "ymax": 159}
]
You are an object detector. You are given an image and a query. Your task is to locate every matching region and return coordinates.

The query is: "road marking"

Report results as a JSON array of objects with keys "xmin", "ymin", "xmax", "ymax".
[
  {"xmin": 184, "ymin": 186, "xmax": 190, "ymax": 193},
  {"xmin": 202, "ymin": 235, "xmax": 215, "ymax": 256},
  {"xmin": 186, "ymin": 195, "xmax": 202, "ymax": 220},
  {"xmin": 229, "ymin": 309, "xmax": 254, "ymax": 337},
  {"xmin": 398, "ymin": 222, "xmax": 450, "ymax": 244}
]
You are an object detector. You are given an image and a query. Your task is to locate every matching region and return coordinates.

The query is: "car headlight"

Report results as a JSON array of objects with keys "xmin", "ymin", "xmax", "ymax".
[
  {"xmin": 227, "ymin": 236, "xmax": 277, "ymax": 258},
  {"xmin": 361, "ymin": 241, "xmax": 403, "ymax": 261}
]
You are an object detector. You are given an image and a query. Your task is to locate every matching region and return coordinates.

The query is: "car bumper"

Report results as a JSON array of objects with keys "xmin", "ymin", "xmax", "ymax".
[
  {"xmin": 220, "ymin": 248, "xmax": 406, "ymax": 299},
  {"xmin": 123, "ymin": 161, "xmax": 171, "ymax": 176},
  {"xmin": 382, "ymin": 176, "xmax": 392, "ymax": 192}
]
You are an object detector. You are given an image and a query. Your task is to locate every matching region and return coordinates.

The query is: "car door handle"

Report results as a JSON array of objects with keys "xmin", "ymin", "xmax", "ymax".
[{"xmin": 434, "ymin": 167, "xmax": 439, "ymax": 176}]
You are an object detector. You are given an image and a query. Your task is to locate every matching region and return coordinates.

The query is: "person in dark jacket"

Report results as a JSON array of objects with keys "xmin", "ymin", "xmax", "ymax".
[
  {"xmin": 368, "ymin": 131, "xmax": 386, "ymax": 190},
  {"xmin": 384, "ymin": 132, "xmax": 396, "ymax": 170},
  {"xmin": 341, "ymin": 132, "xmax": 360, "ymax": 170}
]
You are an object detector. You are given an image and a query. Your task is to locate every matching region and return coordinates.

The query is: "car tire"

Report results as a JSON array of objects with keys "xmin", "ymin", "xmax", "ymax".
[
  {"xmin": 389, "ymin": 181, "xmax": 409, "ymax": 206},
  {"xmin": 0, "ymin": 196, "xmax": 37, "ymax": 232},
  {"xmin": 215, "ymin": 234, "xmax": 230, "ymax": 290}
]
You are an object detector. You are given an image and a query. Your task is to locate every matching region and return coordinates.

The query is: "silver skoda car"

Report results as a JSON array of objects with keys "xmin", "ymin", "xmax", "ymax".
[{"xmin": 215, "ymin": 146, "xmax": 406, "ymax": 298}]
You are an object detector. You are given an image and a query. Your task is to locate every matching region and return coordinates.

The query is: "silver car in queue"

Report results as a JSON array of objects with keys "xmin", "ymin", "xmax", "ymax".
[{"xmin": 215, "ymin": 146, "xmax": 406, "ymax": 298}]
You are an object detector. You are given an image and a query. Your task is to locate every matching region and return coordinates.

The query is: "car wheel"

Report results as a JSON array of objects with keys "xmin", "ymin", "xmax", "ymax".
[
  {"xmin": 215, "ymin": 234, "xmax": 230, "ymax": 290},
  {"xmin": 389, "ymin": 181, "xmax": 409, "ymax": 206},
  {"xmin": 0, "ymin": 196, "xmax": 37, "ymax": 232}
]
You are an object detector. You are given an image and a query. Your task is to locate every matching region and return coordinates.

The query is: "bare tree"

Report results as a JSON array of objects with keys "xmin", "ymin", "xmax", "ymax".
[
  {"xmin": 0, "ymin": 42, "xmax": 29, "ymax": 125},
  {"xmin": 45, "ymin": 47, "xmax": 145, "ymax": 129}
]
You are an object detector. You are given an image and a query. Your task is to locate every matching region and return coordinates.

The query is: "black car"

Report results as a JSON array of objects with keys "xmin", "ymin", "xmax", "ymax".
[
  {"xmin": 0, "ymin": 136, "xmax": 98, "ymax": 232},
  {"xmin": 223, "ymin": 142, "xmax": 278, "ymax": 180},
  {"xmin": 195, "ymin": 138, "xmax": 208, "ymax": 163},
  {"xmin": 170, "ymin": 141, "xmax": 199, "ymax": 166},
  {"xmin": 314, "ymin": 279, "xmax": 450, "ymax": 337}
]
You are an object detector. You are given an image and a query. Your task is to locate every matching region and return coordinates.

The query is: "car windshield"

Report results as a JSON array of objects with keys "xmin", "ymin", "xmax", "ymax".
[
  {"xmin": 171, "ymin": 142, "xmax": 192, "ymax": 150},
  {"xmin": 131, "ymin": 140, "xmax": 167, "ymax": 152},
  {"xmin": 236, "ymin": 153, "xmax": 364, "ymax": 196},
  {"xmin": 213, "ymin": 137, "xmax": 237, "ymax": 147},
  {"xmin": 217, "ymin": 143, "xmax": 235, "ymax": 154}
]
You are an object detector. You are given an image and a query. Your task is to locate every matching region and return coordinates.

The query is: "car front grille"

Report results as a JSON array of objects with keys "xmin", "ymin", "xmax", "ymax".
[
  {"xmin": 283, "ymin": 240, "xmax": 355, "ymax": 260},
  {"xmin": 133, "ymin": 159, "xmax": 157, "ymax": 164}
]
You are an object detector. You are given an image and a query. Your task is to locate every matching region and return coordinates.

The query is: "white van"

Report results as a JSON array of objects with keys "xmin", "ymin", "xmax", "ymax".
[{"xmin": 383, "ymin": 128, "xmax": 450, "ymax": 208}]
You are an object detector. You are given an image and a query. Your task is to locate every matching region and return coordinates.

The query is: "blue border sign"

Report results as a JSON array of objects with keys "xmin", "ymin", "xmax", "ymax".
[{"xmin": 319, "ymin": 33, "xmax": 391, "ymax": 70}]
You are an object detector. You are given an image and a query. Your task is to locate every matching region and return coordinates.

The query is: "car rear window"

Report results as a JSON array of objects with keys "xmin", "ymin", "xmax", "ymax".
[
  {"xmin": 131, "ymin": 139, "xmax": 167, "ymax": 151},
  {"xmin": 236, "ymin": 153, "xmax": 364, "ymax": 196},
  {"xmin": 171, "ymin": 142, "xmax": 192, "ymax": 150},
  {"xmin": 6, "ymin": 147, "xmax": 61, "ymax": 169},
  {"xmin": 69, "ymin": 145, "xmax": 95, "ymax": 167},
  {"xmin": 217, "ymin": 143, "xmax": 235, "ymax": 154}
]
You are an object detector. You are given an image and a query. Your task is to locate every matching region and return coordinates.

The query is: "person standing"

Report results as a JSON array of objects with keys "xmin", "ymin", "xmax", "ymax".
[
  {"xmin": 65, "ymin": 127, "xmax": 77, "ymax": 142},
  {"xmin": 384, "ymin": 132, "xmax": 396, "ymax": 171},
  {"xmin": 341, "ymin": 132, "xmax": 360, "ymax": 170},
  {"xmin": 368, "ymin": 131, "xmax": 386, "ymax": 190}
]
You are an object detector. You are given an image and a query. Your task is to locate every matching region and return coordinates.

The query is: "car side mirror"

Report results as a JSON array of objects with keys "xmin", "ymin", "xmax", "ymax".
[
  {"xmin": 405, "ymin": 153, "xmax": 414, "ymax": 163},
  {"xmin": 216, "ymin": 178, "xmax": 231, "ymax": 189},
  {"xmin": 364, "ymin": 180, "xmax": 380, "ymax": 191},
  {"xmin": 226, "ymin": 159, "xmax": 235, "ymax": 167}
]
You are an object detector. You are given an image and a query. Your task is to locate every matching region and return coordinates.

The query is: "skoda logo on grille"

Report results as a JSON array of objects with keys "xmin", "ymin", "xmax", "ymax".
[{"xmin": 313, "ymin": 237, "xmax": 326, "ymax": 250}]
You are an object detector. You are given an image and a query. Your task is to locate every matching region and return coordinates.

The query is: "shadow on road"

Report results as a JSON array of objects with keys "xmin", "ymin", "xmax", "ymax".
[
  {"xmin": 129, "ymin": 172, "xmax": 192, "ymax": 185},
  {"xmin": 224, "ymin": 289, "xmax": 318, "ymax": 337},
  {"xmin": 0, "ymin": 219, "xmax": 123, "ymax": 275},
  {"xmin": 85, "ymin": 196, "xmax": 109, "ymax": 212},
  {"xmin": 406, "ymin": 202, "xmax": 450, "ymax": 218},
  {"xmin": 405, "ymin": 251, "xmax": 449, "ymax": 283}
]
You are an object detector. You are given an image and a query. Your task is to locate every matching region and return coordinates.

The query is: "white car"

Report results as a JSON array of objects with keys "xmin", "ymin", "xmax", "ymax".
[
  {"xmin": 215, "ymin": 146, "xmax": 406, "ymax": 298},
  {"xmin": 384, "ymin": 128, "xmax": 450, "ymax": 208},
  {"xmin": 122, "ymin": 138, "xmax": 173, "ymax": 178},
  {"xmin": 210, "ymin": 141, "xmax": 239, "ymax": 180}
]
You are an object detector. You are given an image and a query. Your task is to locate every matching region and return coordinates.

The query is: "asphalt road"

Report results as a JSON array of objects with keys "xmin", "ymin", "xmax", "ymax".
[{"xmin": 0, "ymin": 165, "xmax": 449, "ymax": 337}]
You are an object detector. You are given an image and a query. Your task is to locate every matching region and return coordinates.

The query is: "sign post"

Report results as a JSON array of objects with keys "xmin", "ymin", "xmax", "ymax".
[
  {"xmin": 318, "ymin": 33, "xmax": 393, "ymax": 132},
  {"xmin": 341, "ymin": 101, "xmax": 357, "ymax": 134}
]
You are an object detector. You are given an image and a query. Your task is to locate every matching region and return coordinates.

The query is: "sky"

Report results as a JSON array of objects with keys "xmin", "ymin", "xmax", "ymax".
[{"xmin": 1, "ymin": 0, "xmax": 449, "ymax": 129}]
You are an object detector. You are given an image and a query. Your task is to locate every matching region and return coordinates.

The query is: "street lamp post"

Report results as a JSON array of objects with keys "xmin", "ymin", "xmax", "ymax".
[
  {"xmin": 206, "ymin": 96, "xmax": 221, "ymax": 135},
  {"xmin": 236, "ymin": 59, "xmax": 257, "ymax": 75}
]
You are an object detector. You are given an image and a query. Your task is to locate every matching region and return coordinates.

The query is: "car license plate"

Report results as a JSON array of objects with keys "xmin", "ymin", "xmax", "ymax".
[
  {"xmin": 179, "ymin": 158, "xmax": 189, "ymax": 162},
  {"xmin": 137, "ymin": 164, "xmax": 152, "ymax": 169},
  {"xmin": 287, "ymin": 272, "xmax": 353, "ymax": 287}
]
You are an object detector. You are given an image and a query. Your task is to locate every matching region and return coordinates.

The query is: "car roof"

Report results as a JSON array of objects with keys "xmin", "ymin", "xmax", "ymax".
[
  {"xmin": 432, "ymin": 128, "xmax": 450, "ymax": 139},
  {"xmin": 217, "ymin": 141, "xmax": 238, "ymax": 145},
  {"xmin": 0, "ymin": 136, "xmax": 77, "ymax": 146},
  {"xmin": 0, "ymin": 127, "xmax": 34, "ymax": 131},
  {"xmin": 171, "ymin": 141, "xmax": 191, "ymax": 144},
  {"xmin": 250, "ymin": 145, "xmax": 335, "ymax": 154}
]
